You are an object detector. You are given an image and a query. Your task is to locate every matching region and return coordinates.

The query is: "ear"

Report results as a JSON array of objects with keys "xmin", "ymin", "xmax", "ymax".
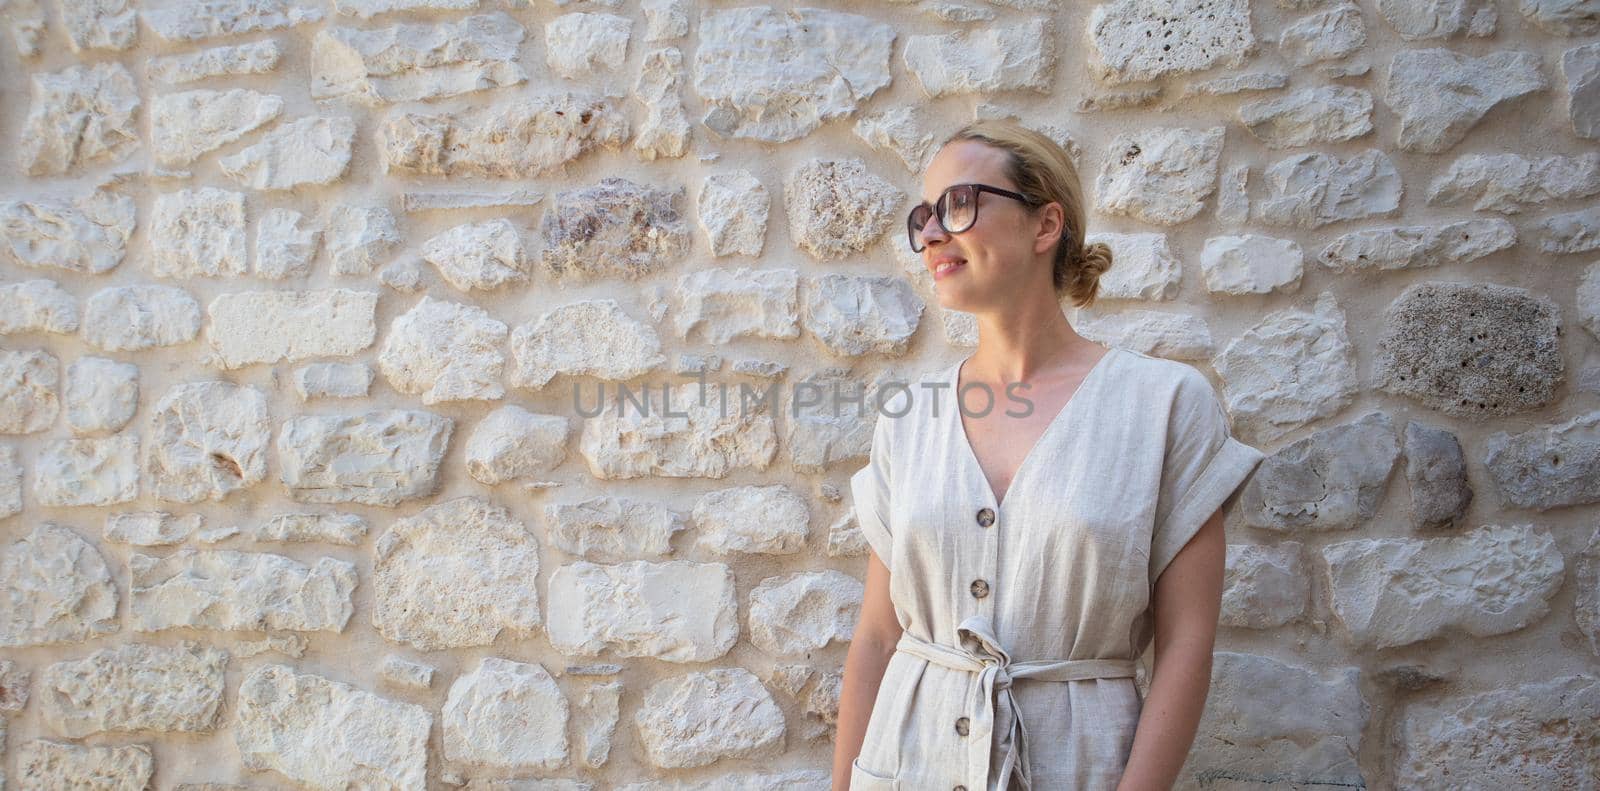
[{"xmin": 1033, "ymin": 201, "xmax": 1065, "ymax": 256}]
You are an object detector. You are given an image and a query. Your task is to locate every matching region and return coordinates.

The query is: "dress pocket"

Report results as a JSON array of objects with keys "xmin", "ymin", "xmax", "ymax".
[{"xmin": 850, "ymin": 757, "xmax": 899, "ymax": 790}]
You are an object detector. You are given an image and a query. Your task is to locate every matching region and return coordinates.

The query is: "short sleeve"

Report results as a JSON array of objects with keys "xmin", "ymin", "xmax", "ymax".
[
  {"xmin": 1150, "ymin": 366, "xmax": 1266, "ymax": 585},
  {"xmin": 849, "ymin": 405, "xmax": 895, "ymax": 571}
]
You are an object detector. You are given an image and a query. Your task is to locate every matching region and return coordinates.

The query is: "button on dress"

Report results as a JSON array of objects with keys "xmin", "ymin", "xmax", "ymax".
[{"xmin": 847, "ymin": 346, "xmax": 1266, "ymax": 791}]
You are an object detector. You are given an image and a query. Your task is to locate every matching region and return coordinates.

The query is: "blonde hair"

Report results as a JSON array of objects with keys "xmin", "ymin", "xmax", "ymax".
[{"xmin": 940, "ymin": 120, "xmax": 1113, "ymax": 308}]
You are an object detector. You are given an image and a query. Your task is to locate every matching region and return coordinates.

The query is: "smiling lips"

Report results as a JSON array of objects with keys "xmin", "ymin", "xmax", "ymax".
[{"xmin": 932, "ymin": 258, "xmax": 966, "ymax": 279}]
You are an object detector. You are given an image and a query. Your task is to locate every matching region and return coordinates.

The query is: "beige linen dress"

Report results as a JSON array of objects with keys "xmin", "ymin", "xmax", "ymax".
[{"xmin": 847, "ymin": 346, "xmax": 1266, "ymax": 791}]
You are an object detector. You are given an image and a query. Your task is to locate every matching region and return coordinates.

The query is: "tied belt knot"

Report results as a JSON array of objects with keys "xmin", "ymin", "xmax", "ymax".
[{"xmin": 894, "ymin": 614, "xmax": 1137, "ymax": 791}]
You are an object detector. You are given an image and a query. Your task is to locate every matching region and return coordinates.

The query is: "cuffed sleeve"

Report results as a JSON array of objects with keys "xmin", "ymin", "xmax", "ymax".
[
  {"xmin": 850, "ymin": 405, "xmax": 895, "ymax": 571},
  {"xmin": 1150, "ymin": 366, "xmax": 1265, "ymax": 585}
]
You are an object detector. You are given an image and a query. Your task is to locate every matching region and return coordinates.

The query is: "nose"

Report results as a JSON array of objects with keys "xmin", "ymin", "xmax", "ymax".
[{"xmin": 919, "ymin": 212, "xmax": 950, "ymax": 249}]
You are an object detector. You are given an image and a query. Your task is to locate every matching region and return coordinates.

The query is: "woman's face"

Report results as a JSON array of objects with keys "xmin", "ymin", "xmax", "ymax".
[{"xmin": 917, "ymin": 140, "xmax": 1048, "ymax": 308}]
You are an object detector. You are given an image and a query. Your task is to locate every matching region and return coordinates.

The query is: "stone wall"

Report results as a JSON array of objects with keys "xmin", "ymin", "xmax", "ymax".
[{"xmin": 0, "ymin": 0, "xmax": 1598, "ymax": 787}]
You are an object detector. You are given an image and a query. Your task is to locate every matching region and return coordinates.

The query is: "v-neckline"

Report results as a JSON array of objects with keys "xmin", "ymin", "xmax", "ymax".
[{"xmin": 951, "ymin": 346, "xmax": 1119, "ymax": 511}]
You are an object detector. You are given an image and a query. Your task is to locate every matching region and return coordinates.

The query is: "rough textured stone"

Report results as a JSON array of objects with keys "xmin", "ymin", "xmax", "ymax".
[
  {"xmin": 1426, "ymin": 153, "xmax": 1600, "ymax": 213},
  {"xmin": 694, "ymin": 484, "xmax": 809, "ymax": 556},
  {"xmin": 443, "ymin": 657, "xmax": 569, "ymax": 769},
  {"xmin": 0, "ymin": 188, "xmax": 135, "ymax": 274},
  {"xmin": 577, "ymin": 680, "xmax": 622, "ymax": 769},
  {"xmin": 1212, "ymin": 293, "xmax": 1356, "ymax": 444},
  {"xmin": 129, "ymin": 549, "xmax": 356, "ymax": 633},
  {"xmin": 4, "ymin": 0, "xmax": 46, "ymax": 57},
  {"xmin": 373, "ymin": 497, "xmax": 543, "ymax": 650},
  {"xmin": 1520, "ymin": 0, "xmax": 1600, "ymax": 33},
  {"xmin": 20, "ymin": 63, "xmax": 140, "ymax": 175},
  {"xmin": 253, "ymin": 207, "xmax": 318, "ymax": 279},
  {"xmin": 15, "ymin": 741, "xmax": 153, "ymax": 789},
  {"xmin": 1379, "ymin": 0, "xmax": 1498, "ymax": 38},
  {"xmin": 0, "ymin": 657, "xmax": 28, "ymax": 712},
  {"xmin": 0, "ymin": 349, "xmax": 59, "ymax": 434},
  {"xmin": 904, "ymin": 18, "xmax": 1055, "ymax": 96},
  {"xmin": 541, "ymin": 178, "xmax": 690, "ymax": 280},
  {"xmin": 57, "ymin": 0, "xmax": 136, "ymax": 52},
  {"xmin": 1385, "ymin": 48, "xmax": 1546, "ymax": 153},
  {"xmin": 1199, "ymin": 234, "xmax": 1304, "ymax": 295},
  {"xmin": 1396, "ymin": 675, "xmax": 1600, "ymax": 787},
  {"xmin": 784, "ymin": 368, "xmax": 878, "ymax": 473},
  {"xmin": 1185, "ymin": 653, "xmax": 1366, "ymax": 789},
  {"xmin": 149, "ymin": 187, "xmax": 248, "ymax": 278},
  {"xmin": 326, "ymin": 205, "xmax": 399, "ymax": 275},
  {"xmin": 207, "ymin": 290, "xmax": 376, "ymax": 369},
  {"xmin": 1564, "ymin": 42, "xmax": 1600, "ymax": 139},
  {"xmin": 379, "ymin": 296, "xmax": 507, "ymax": 403},
  {"xmin": 1181, "ymin": 71, "xmax": 1288, "ymax": 98},
  {"xmin": 1538, "ymin": 205, "xmax": 1600, "ymax": 254},
  {"xmin": 148, "ymin": 39, "xmax": 283, "ymax": 83},
  {"xmin": 1484, "ymin": 410, "xmax": 1600, "ymax": 510},
  {"xmin": 36, "ymin": 434, "xmax": 140, "ymax": 507},
  {"xmin": 278, "ymin": 409, "xmax": 452, "ymax": 506},
  {"xmin": 1086, "ymin": 233, "xmax": 1181, "ymax": 300},
  {"xmin": 1579, "ymin": 527, "xmax": 1600, "ymax": 656},
  {"xmin": 0, "ymin": 445, "xmax": 20, "ymax": 519},
  {"xmin": 465, "ymin": 406, "xmax": 568, "ymax": 485},
  {"xmin": 1280, "ymin": 3, "xmax": 1365, "ymax": 64},
  {"xmin": 1238, "ymin": 86, "xmax": 1374, "ymax": 148},
  {"xmin": 635, "ymin": 668, "xmax": 784, "ymax": 768},
  {"xmin": 379, "ymin": 92, "xmax": 627, "ymax": 177},
  {"xmin": 510, "ymin": 299, "xmax": 664, "ymax": 388},
  {"xmin": 1405, "ymin": 421, "xmax": 1472, "ymax": 530},
  {"xmin": 1583, "ymin": 262, "xmax": 1600, "ymax": 340},
  {"xmin": 0, "ymin": 523, "xmax": 118, "ymax": 647},
  {"xmin": 1374, "ymin": 282, "xmax": 1562, "ymax": 418},
  {"xmin": 634, "ymin": 47, "xmax": 690, "ymax": 160},
  {"xmin": 293, "ymin": 362, "xmax": 372, "ymax": 400},
  {"xmin": 615, "ymin": 771, "xmax": 829, "ymax": 791},
  {"xmin": 785, "ymin": 159, "xmax": 900, "ymax": 261},
  {"xmin": 151, "ymin": 88, "xmax": 282, "ymax": 166},
  {"xmin": 853, "ymin": 107, "xmax": 937, "ymax": 173},
  {"xmin": 0, "ymin": 280, "xmax": 78, "ymax": 335},
  {"xmin": 311, "ymin": 13, "xmax": 525, "ymax": 104},
  {"xmin": 802, "ymin": 274, "xmax": 923, "ymax": 357},
  {"xmin": 544, "ymin": 496, "xmax": 685, "ymax": 561},
  {"xmin": 41, "ymin": 642, "xmax": 227, "ymax": 736},
  {"xmin": 379, "ymin": 655, "xmax": 434, "ymax": 690},
  {"xmin": 334, "ymin": 0, "xmax": 477, "ymax": 18},
  {"xmin": 143, "ymin": 0, "xmax": 322, "ymax": 41},
  {"xmin": 697, "ymin": 171, "xmax": 768, "ymax": 257},
  {"xmin": 1216, "ymin": 164, "xmax": 1250, "ymax": 226},
  {"xmin": 675, "ymin": 268, "xmax": 798, "ymax": 344},
  {"xmin": 105, "ymin": 512, "xmax": 201, "ymax": 546},
  {"xmin": 1257, "ymin": 149, "xmax": 1402, "ymax": 228},
  {"xmin": 420, "ymin": 218, "xmax": 530, "ymax": 291},
  {"xmin": 253, "ymin": 513, "xmax": 368, "ymax": 546},
  {"xmin": 1323, "ymin": 524, "xmax": 1563, "ymax": 648},
  {"xmin": 82, "ymin": 285, "xmax": 201, "ymax": 351},
  {"xmin": 747, "ymin": 570, "xmax": 860, "ymax": 655},
  {"xmin": 548, "ymin": 561, "xmax": 737, "ymax": 662},
  {"xmin": 1221, "ymin": 543, "xmax": 1307, "ymax": 628},
  {"xmin": 220, "ymin": 115, "xmax": 355, "ymax": 190},
  {"xmin": 693, "ymin": 7, "xmax": 893, "ymax": 142},
  {"xmin": 580, "ymin": 381, "xmax": 777, "ymax": 478},
  {"xmin": 1240, "ymin": 412, "xmax": 1401, "ymax": 531},
  {"xmin": 1317, "ymin": 219, "xmax": 1515, "ymax": 272},
  {"xmin": 235, "ymin": 664, "xmax": 429, "ymax": 790},
  {"xmin": 1089, "ymin": 0, "xmax": 1254, "ymax": 84},
  {"xmin": 547, "ymin": 12, "xmax": 630, "ymax": 78},
  {"xmin": 1071, "ymin": 308, "xmax": 1215, "ymax": 361},
  {"xmin": 146, "ymin": 382, "xmax": 269, "ymax": 503},
  {"xmin": 1094, "ymin": 127, "xmax": 1225, "ymax": 225}
]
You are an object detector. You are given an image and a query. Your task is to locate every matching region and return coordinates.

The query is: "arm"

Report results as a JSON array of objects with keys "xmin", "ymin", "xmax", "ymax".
[
  {"xmin": 832, "ymin": 548, "xmax": 902, "ymax": 790},
  {"xmin": 1116, "ymin": 504, "xmax": 1226, "ymax": 791}
]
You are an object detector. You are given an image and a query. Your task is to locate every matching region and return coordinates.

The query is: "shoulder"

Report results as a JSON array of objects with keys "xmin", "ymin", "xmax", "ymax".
[{"xmin": 1104, "ymin": 347, "xmax": 1213, "ymax": 404}]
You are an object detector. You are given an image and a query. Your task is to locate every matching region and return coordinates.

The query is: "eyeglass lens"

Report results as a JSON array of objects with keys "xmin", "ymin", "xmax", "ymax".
[{"xmin": 908, "ymin": 185, "xmax": 979, "ymax": 252}]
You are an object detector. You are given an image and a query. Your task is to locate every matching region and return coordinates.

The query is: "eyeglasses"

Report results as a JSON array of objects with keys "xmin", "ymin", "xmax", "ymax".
[{"xmin": 907, "ymin": 183, "xmax": 1035, "ymax": 253}]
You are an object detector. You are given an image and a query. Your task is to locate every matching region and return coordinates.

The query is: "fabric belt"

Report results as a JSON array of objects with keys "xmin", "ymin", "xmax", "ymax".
[{"xmin": 894, "ymin": 614, "xmax": 1138, "ymax": 791}]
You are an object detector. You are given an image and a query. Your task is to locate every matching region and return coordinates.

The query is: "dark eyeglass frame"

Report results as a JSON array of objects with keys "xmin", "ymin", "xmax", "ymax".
[{"xmin": 907, "ymin": 183, "xmax": 1037, "ymax": 253}]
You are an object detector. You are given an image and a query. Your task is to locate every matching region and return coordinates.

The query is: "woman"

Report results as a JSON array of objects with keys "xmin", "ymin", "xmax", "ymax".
[{"xmin": 833, "ymin": 119, "xmax": 1266, "ymax": 791}]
